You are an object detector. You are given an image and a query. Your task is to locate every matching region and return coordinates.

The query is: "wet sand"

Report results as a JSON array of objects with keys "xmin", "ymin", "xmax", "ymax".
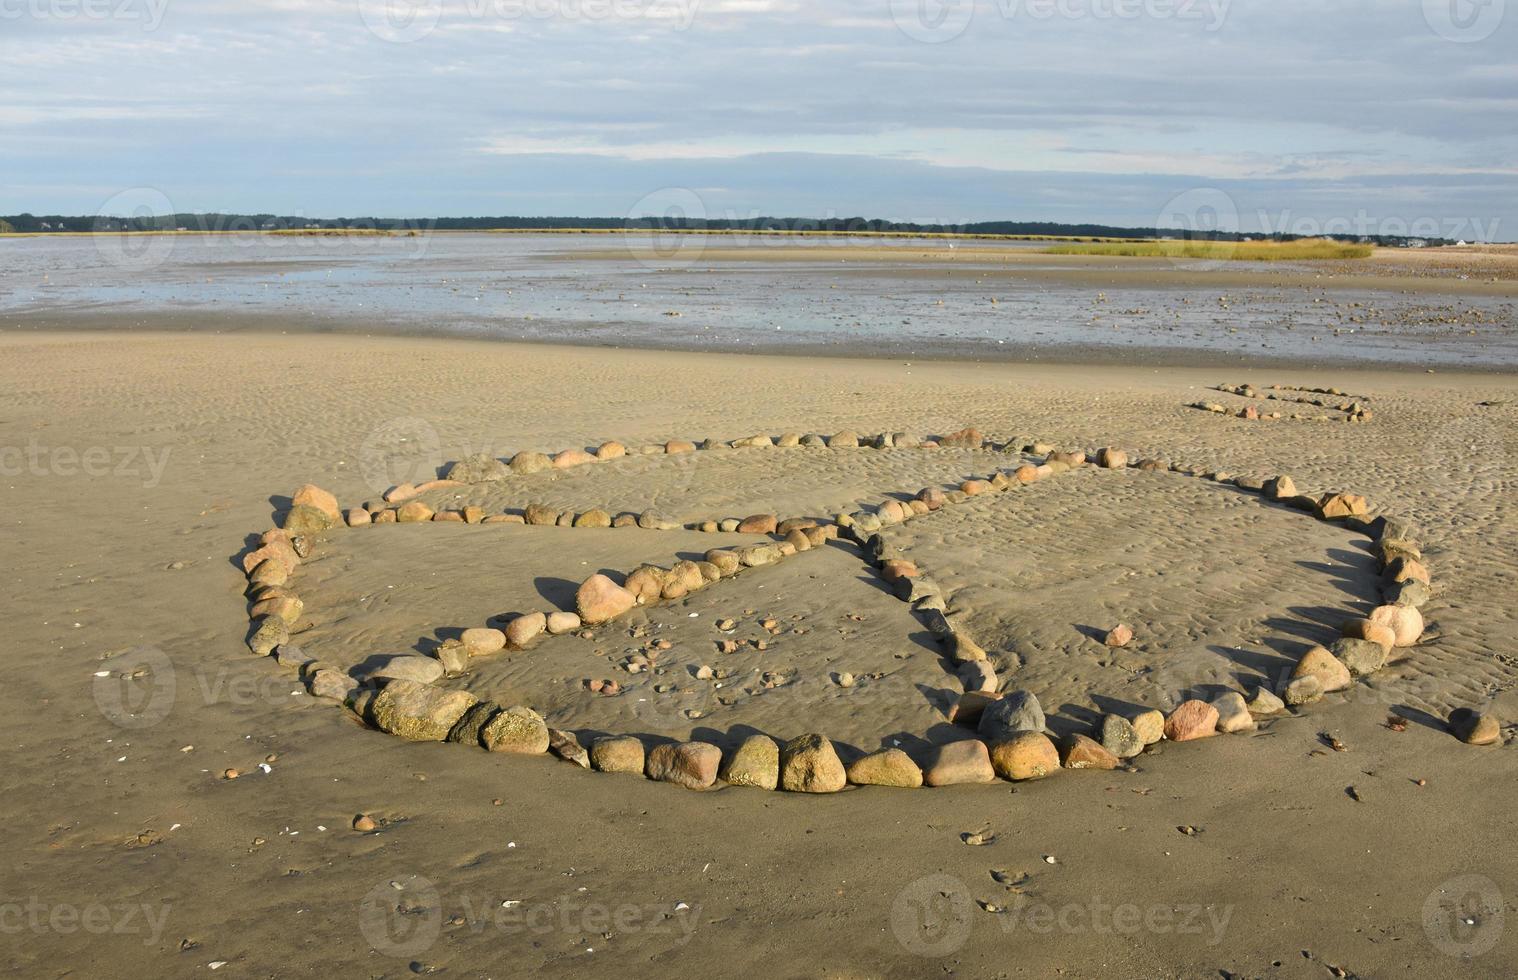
[{"xmin": 2, "ymin": 330, "xmax": 1514, "ymax": 977}]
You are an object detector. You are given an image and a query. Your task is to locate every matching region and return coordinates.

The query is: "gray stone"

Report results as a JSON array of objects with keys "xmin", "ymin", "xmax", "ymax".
[
  {"xmin": 549, "ymin": 729, "xmax": 591, "ymax": 769},
  {"xmin": 1100, "ymin": 714, "xmax": 1143, "ymax": 759},
  {"xmin": 445, "ymin": 452, "xmax": 510, "ymax": 483},
  {"xmin": 248, "ymin": 616, "xmax": 288, "ymax": 657},
  {"xmin": 978, "ymin": 689, "xmax": 1044, "ymax": 740},
  {"xmin": 446, "ymin": 700, "xmax": 501, "ymax": 745},
  {"xmin": 1333, "ymin": 637, "xmax": 1388, "ymax": 677}
]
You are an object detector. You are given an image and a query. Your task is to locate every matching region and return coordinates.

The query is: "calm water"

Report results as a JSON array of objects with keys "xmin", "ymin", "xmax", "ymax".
[{"xmin": 1, "ymin": 232, "xmax": 1513, "ymax": 366}]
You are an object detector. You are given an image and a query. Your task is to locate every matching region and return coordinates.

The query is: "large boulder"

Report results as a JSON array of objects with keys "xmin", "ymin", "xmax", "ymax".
[
  {"xmin": 480, "ymin": 705, "xmax": 550, "ymax": 754},
  {"xmin": 1369, "ymin": 604, "xmax": 1424, "ymax": 646},
  {"xmin": 719, "ymin": 735, "xmax": 779, "ymax": 789},
  {"xmin": 845, "ymin": 748, "xmax": 923, "ymax": 788},
  {"xmin": 988, "ymin": 732, "xmax": 1060, "ymax": 781},
  {"xmin": 646, "ymin": 741, "xmax": 722, "ymax": 790},
  {"xmin": 576, "ymin": 574, "xmax": 636, "ymax": 625},
  {"xmin": 779, "ymin": 734, "xmax": 847, "ymax": 793},
  {"xmin": 923, "ymin": 740, "xmax": 997, "ymax": 786},
  {"xmin": 590, "ymin": 735, "xmax": 645, "ymax": 774},
  {"xmin": 1292, "ymin": 646, "xmax": 1352, "ymax": 692},
  {"xmin": 371, "ymin": 680, "xmax": 478, "ymax": 742},
  {"xmin": 1163, "ymin": 700, "xmax": 1219, "ymax": 742},
  {"xmin": 978, "ymin": 690, "xmax": 1044, "ymax": 741}
]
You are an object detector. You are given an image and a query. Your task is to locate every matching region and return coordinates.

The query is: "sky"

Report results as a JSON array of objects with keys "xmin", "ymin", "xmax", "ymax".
[{"xmin": 2, "ymin": 0, "xmax": 1515, "ymax": 238}]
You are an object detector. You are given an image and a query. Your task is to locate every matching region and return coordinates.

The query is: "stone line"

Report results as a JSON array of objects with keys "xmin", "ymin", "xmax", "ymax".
[{"xmin": 1190, "ymin": 382, "xmax": 1373, "ymax": 423}]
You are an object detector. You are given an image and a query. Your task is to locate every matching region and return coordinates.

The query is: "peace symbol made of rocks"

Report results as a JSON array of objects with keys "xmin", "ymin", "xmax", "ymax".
[{"xmin": 236, "ymin": 426, "xmax": 1472, "ymax": 798}]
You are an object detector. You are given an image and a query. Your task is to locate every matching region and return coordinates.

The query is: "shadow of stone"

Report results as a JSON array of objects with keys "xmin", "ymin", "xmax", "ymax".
[
  {"xmin": 1392, "ymin": 704, "xmax": 1448, "ymax": 733},
  {"xmin": 1090, "ymin": 693, "xmax": 1155, "ymax": 717},
  {"xmin": 231, "ymin": 533, "xmax": 264, "ymax": 571},
  {"xmin": 533, "ymin": 575, "xmax": 580, "ymax": 609},
  {"xmin": 1211, "ymin": 643, "xmax": 1295, "ymax": 693},
  {"xmin": 914, "ymin": 682, "xmax": 959, "ymax": 718}
]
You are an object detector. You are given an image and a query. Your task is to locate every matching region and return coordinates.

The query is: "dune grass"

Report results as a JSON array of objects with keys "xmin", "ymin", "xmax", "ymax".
[{"xmin": 1043, "ymin": 239, "xmax": 1374, "ymax": 261}]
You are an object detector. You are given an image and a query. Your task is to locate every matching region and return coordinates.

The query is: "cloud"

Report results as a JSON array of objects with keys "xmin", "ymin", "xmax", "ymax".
[{"xmin": 0, "ymin": 0, "xmax": 1512, "ymax": 236}]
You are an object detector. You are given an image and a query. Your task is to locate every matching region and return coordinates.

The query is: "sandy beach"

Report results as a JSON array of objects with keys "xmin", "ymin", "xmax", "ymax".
[{"xmin": 2, "ymin": 328, "xmax": 1513, "ymax": 977}]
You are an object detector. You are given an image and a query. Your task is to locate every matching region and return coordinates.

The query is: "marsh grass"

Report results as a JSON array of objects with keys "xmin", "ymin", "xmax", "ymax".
[{"xmin": 1043, "ymin": 239, "xmax": 1374, "ymax": 260}]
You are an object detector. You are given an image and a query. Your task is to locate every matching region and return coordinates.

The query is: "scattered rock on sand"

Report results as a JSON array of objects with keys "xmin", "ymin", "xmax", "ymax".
[
  {"xmin": 481, "ymin": 705, "xmax": 550, "ymax": 754},
  {"xmin": 720, "ymin": 734, "xmax": 780, "ymax": 790},
  {"xmin": 1163, "ymin": 700, "xmax": 1219, "ymax": 742},
  {"xmin": 646, "ymin": 741, "xmax": 722, "ymax": 790},
  {"xmin": 780, "ymin": 734, "xmax": 847, "ymax": 793},
  {"xmin": 988, "ymin": 732, "xmax": 1061, "ymax": 781},
  {"xmin": 576, "ymin": 574, "xmax": 636, "ymax": 625},
  {"xmin": 1104, "ymin": 624, "xmax": 1134, "ymax": 648},
  {"xmin": 846, "ymin": 748, "xmax": 923, "ymax": 788},
  {"xmin": 1098, "ymin": 448, "xmax": 1128, "ymax": 469},
  {"xmin": 924, "ymin": 739, "xmax": 997, "ymax": 786},
  {"xmin": 371, "ymin": 680, "xmax": 478, "ymax": 742},
  {"xmin": 1448, "ymin": 708, "xmax": 1500, "ymax": 746},
  {"xmin": 589, "ymin": 735, "xmax": 645, "ymax": 774}
]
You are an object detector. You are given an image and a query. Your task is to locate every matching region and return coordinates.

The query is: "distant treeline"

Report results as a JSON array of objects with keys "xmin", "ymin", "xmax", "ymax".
[{"xmin": 0, "ymin": 212, "xmax": 1456, "ymax": 247}]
